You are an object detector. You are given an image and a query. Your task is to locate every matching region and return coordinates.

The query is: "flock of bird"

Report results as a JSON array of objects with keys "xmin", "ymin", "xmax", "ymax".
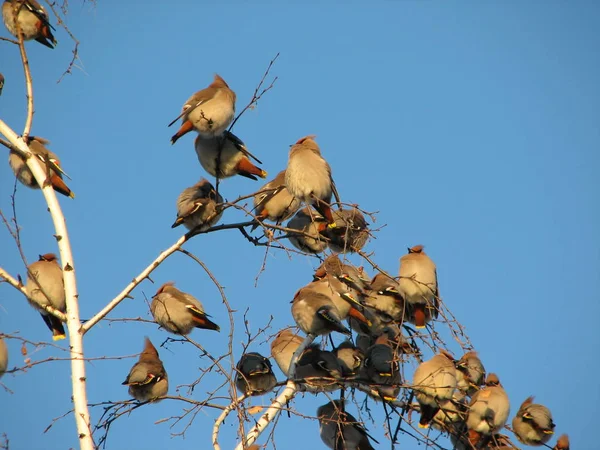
[{"xmin": 0, "ymin": 2, "xmax": 570, "ymax": 450}]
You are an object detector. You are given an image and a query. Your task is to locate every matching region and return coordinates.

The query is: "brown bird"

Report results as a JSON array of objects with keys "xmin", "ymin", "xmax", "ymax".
[
  {"xmin": 270, "ymin": 328, "xmax": 304, "ymax": 377},
  {"xmin": 363, "ymin": 273, "xmax": 405, "ymax": 323},
  {"xmin": 122, "ymin": 338, "xmax": 168, "ymax": 402},
  {"xmin": 0, "ymin": 336, "xmax": 8, "ymax": 379},
  {"xmin": 554, "ymin": 434, "xmax": 570, "ymax": 450},
  {"xmin": 317, "ymin": 400, "xmax": 377, "ymax": 450},
  {"xmin": 455, "ymin": 351, "xmax": 486, "ymax": 396},
  {"xmin": 335, "ymin": 340, "xmax": 364, "ymax": 377},
  {"xmin": 25, "ymin": 253, "xmax": 66, "ymax": 340},
  {"xmin": 253, "ymin": 170, "xmax": 300, "ymax": 224},
  {"xmin": 169, "ymin": 74, "xmax": 236, "ymax": 143},
  {"xmin": 171, "ymin": 178, "xmax": 223, "ymax": 231},
  {"xmin": 323, "ymin": 208, "xmax": 370, "ymax": 253},
  {"xmin": 286, "ymin": 207, "xmax": 329, "ymax": 254},
  {"xmin": 194, "ymin": 131, "xmax": 266, "ymax": 180},
  {"xmin": 285, "ymin": 135, "xmax": 336, "ymax": 224},
  {"xmin": 0, "ymin": 72, "xmax": 4, "ymax": 96},
  {"xmin": 512, "ymin": 396, "xmax": 555, "ymax": 446},
  {"xmin": 466, "ymin": 373, "xmax": 510, "ymax": 446},
  {"xmin": 398, "ymin": 245, "xmax": 439, "ymax": 328},
  {"xmin": 235, "ymin": 352, "xmax": 277, "ymax": 396},
  {"xmin": 8, "ymin": 136, "xmax": 74, "ymax": 198},
  {"xmin": 150, "ymin": 282, "xmax": 220, "ymax": 335},
  {"xmin": 2, "ymin": 0, "xmax": 57, "ymax": 48},
  {"xmin": 291, "ymin": 287, "xmax": 351, "ymax": 337},
  {"xmin": 295, "ymin": 344, "xmax": 343, "ymax": 392}
]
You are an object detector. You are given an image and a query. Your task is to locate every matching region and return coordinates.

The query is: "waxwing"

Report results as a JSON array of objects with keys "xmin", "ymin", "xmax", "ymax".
[
  {"xmin": 335, "ymin": 340, "xmax": 364, "ymax": 377},
  {"xmin": 171, "ymin": 178, "xmax": 223, "ymax": 231},
  {"xmin": 253, "ymin": 170, "xmax": 300, "ymax": 224},
  {"xmin": 313, "ymin": 254, "xmax": 369, "ymax": 295},
  {"xmin": 0, "ymin": 336, "xmax": 8, "ymax": 379},
  {"xmin": 291, "ymin": 286, "xmax": 351, "ymax": 337},
  {"xmin": 512, "ymin": 396, "xmax": 555, "ymax": 446},
  {"xmin": 398, "ymin": 245, "xmax": 439, "ymax": 328},
  {"xmin": 286, "ymin": 207, "xmax": 329, "ymax": 254},
  {"xmin": 270, "ymin": 328, "xmax": 304, "ymax": 377},
  {"xmin": 169, "ymin": 74, "xmax": 236, "ymax": 143},
  {"xmin": 317, "ymin": 400, "xmax": 377, "ymax": 450},
  {"xmin": 466, "ymin": 373, "xmax": 510, "ymax": 445},
  {"xmin": 285, "ymin": 135, "xmax": 336, "ymax": 224},
  {"xmin": 455, "ymin": 351, "xmax": 486, "ymax": 396},
  {"xmin": 412, "ymin": 350, "xmax": 457, "ymax": 428},
  {"xmin": 235, "ymin": 352, "xmax": 277, "ymax": 396},
  {"xmin": 25, "ymin": 253, "xmax": 66, "ymax": 340},
  {"xmin": 9, "ymin": 136, "xmax": 74, "ymax": 198},
  {"xmin": 2, "ymin": 0, "xmax": 56, "ymax": 48},
  {"xmin": 295, "ymin": 344, "xmax": 342, "ymax": 393},
  {"xmin": 194, "ymin": 131, "xmax": 266, "ymax": 180},
  {"xmin": 362, "ymin": 332, "xmax": 402, "ymax": 401},
  {"xmin": 363, "ymin": 273, "xmax": 405, "ymax": 322},
  {"xmin": 150, "ymin": 282, "xmax": 220, "ymax": 335},
  {"xmin": 554, "ymin": 434, "xmax": 570, "ymax": 450},
  {"xmin": 322, "ymin": 208, "xmax": 370, "ymax": 254},
  {"xmin": 122, "ymin": 338, "xmax": 168, "ymax": 402},
  {"xmin": 0, "ymin": 72, "xmax": 4, "ymax": 96}
]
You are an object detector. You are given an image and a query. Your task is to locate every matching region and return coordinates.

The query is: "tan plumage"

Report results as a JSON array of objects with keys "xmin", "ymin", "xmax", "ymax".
[
  {"xmin": 291, "ymin": 287, "xmax": 351, "ymax": 337},
  {"xmin": 334, "ymin": 340, "xmax": 364, "ymax": 377},
  {"xmin": 466, "ymin": 373, "xmax": 510, "ymax": 445},
  {"xmin": 169, "ymin": 74, "xmax": 236, "ymax": 143},
  {"xmin": 235, "ymin": 352, "xmax": 277, "ymax": 396},
  {"xmin": 25, "ymin": 253, "xmax": 66, "ymax": 341},
  {"xmin": 323, "ymin": 208, "xmax": 370, "ymax": 253},
  {"xmin": 286, "ymin": 207, "xmax": 329, "ymax": 254},
  {"xmin": 363, "ymin": 273, "xmax": 405, "ymax": 322},
  {"xmin": 270, "ymin": 329, "xmax": 304, "ymax": 377},
  {"xmin": 512, "ymin": 396, "xmax": 555, "ymax": 446},
  {"xmin": 172, "ymin": 178, "xmax": 223, "ymax": 231},
  {"xmin": 122, "ymin": 338, "xmax": 168, "ymax": 402},
  {"xmin": 8, "ymin": 136, "xmax": 74, "ymax": 198},
  {"xmin": 253, "ymin": 170, "xmax": 300, "ymax": 224},
  {"xmin": 317, "ymin": 400, "xmax": 377, "ymax": 450},
  {"xmin": 398, "ymin": 245, "xmax": 439, "ymax": 328},
  {"xmin": 194, "ymin": 131, "xmax": 266, "ymax": 180},
  {"xmin": 455, "ymin": 351, "xmax": 486, "ymax": 396},
  {"xmin": 2, "ymin": 0, "xmax": 57, "ymax": 48},
  {"xmin": 554, "ymin": 434, "xmax": 570, "ymax": 450},
  {"xmin": 0, "ymin": 336, "xmax": 8, "ymax": 379}
]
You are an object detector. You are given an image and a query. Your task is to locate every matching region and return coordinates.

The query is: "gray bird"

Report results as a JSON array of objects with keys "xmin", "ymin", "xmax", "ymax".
[
  {"xmin": 554, "ymin": 434, "xmax": 570, "ymax": 450},
  {"xmin": 455, "ymin": 351, "xmax": 486, "ymax": 396},
  {"xmin": 363, "ymin": 273, "xmax": 405, "ymax": 323},
  {"xmin": 235, "ymin": 352, "xmax": 277, "ymax": 396},
  {"xmin": 270, "ymin": 328, "xmax": 304, "ymax": 377},
  {"xmin": 363, "ymin": 332, "xmax": 401, "ymax": 401},
  {"xmin": 335, "ymin": 340, "xmax": 364, "ymax": 377},
  {"xmin": 512, "ymin": 396, "xmax": 555, "ymax": 446},
  {"xmin": 122, "ymin": 338, "xmax": 168, "ymax": 402},
  {"xmin": 323, "ymin": 208, "xmax": 370, "ymax": 254},
  {"xmin": 295, "ymin": 344, "xmax": 343, "ymax": 393},
  {"xmin": 317, "ymin": 400, "xmax": 377, "ymax": 450},
  {"xmin": 2, "ymin": 0, "xmax": 57, "ymax": 48},
  {"xmin": 0, "ymin": 336, "xmax": 8, "ymax": 379},
  {"xmin": 291, "ymin": 286, "xmax": 351, "ymax": 337},
  {"xmin": 286, "ymin": 207, "xmax": 329, "ymax": 254},
  {"xmin": 466, "ymin": 373, "xmax": 510, "ymax": 446},
  {"xmin": 150, "ymin": 282, "xmax": 220, "ymax": 335},
  {"xmin": 25, "ymin": 253, "xmax": 66, "ymax": 341},
  {"xmin": 171, "ymin": 178, "xmax": 223, "ymax": 231},
  {"xmin": 253, "ymin": 169, "xmax": 300, "ymax": 224}
]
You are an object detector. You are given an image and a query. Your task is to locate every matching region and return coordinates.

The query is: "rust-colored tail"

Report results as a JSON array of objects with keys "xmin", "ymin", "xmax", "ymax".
[
  {"xmin": 171, "ymin": 120, "xmax": 194, "ymax": 144},
  {"xmin": 236, "ymin": 157, "xmax": 267, "ymax": 180},
  {"xmin": 413, "ymin": 304, "xmax": 426, "ymax": 328},
  {"xmin": 50, "ymin": 174, "xmax": 74, "ymax": 198}
]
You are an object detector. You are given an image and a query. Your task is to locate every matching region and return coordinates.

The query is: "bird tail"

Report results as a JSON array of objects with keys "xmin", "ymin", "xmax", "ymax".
[
  {"xmin": 170, "ymin": 120, "xmax": 194, "ymax": 144},
  {"xmin": 41, "ymin": 313, "xmax": 66, "ymax": 341},
  {"xmin": 412, "ymin": 304, "xmax": 427, "ymax": 328},
  {"xmin": 236, "ymin": 157, "xmax": 267, "ymax": 180}
]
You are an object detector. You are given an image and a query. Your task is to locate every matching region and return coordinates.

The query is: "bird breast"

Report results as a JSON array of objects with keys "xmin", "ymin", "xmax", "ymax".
[
  {"xmin": 195, "ymin": 137, "xmax": 244, "ymax": 178},
  {"xmin": 2, "ymin": 3, "xmax": 42, "ymax": 40},
  {"xmin": 25, "ymin": 263, "xmax": 66, "ymax": 310},
  {"xmin": 286, "ymin": 151, "xmax": 332, "ymax": 201},
  {"xmin": 186, "ymin": 91, "xmax": 235, "ymax": 137}
]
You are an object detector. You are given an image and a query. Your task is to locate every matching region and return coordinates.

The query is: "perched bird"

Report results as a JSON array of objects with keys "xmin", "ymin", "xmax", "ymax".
[
  {"xmin": 363, "ymin": 332, "xmax": 401, "ymax": 401},
  {"xmin": 171, "ymin": 178, "xmax": 223, "ymax": 231},
  {"xmin": 291, "ymin": 287, "xmax": 351, "ymax": 337},
  {"xmin": 363, "ymin": 273, "xmax": 405, "ymax": 322},
  {"xmin": 431, "ymin": 390, "xmax": 467, "ymax": 429},
  {"xmin": 334, "ymin": 340, "xmax": 364, "ymax": 377},
  {"xmin": 512, "ymin": 396, "xmax": 555, "ymax": 446},
  {"xmin": 554, "ymin": 434, "xmax": 570, "ymax": 450},
  {"xmin": 253, "ymin": 170, "xmax": 300, "ymax": 224},
  {"xmin": 194, "ymin": 131, "xmax": 266, "ymax": 180},
  {"xmin": 0, "ymin": 72, "xmax": 4, "ymax": 96},
  {"xmin": 150, "ymin": 282, "xmax": 220, "ymax": 335},
  {"xmin": 314, "ymin": 254, "xmax": 369, "ymax": 295},
  {"xmin": 0, "ymin": 336, "xmax": 8, "ymax": 379},
  {"xmin": 122, "ymin": 338, "xmax": 168, "ymax": 402},
  {"xmin": 9, "ymin": 136, "xmax": 74, "ymax": 198},
  {"xmin": 285, "ymin": 135, "xmax": 336, "ymax": 224},
  {"xmin": 169, "ymin": 74, "xmax": 236, "ymax": 143},
  {"xmin": 286, "ymin": 207, "xmax": 329, "ymax": 254},
  {"xmin": 412, "ymin": 350, "xmax": 457, "ymax": 428},
  {"xmin": 317, "ymin": 400, "xmax": 377, "ymax": 450},
  {"xmin": 295, "ymin": 344, "xmax": 342, "ymax": 392},
  {"xmin": 455, "ymin": 351, "xmax": 486, "ymax": 396},
  {"xmin": 398, "ymin": 245, "xmax": 439, "ymax": 328},
  {"xmin": 323, "ymin": 208, "xmax": 370, "ymax": 253},
  {"xmin": 235, "ymin": 352, "xmax": 277, "ymax": 396},
  {"xmin": 2, "ymin": 0, "xmax": 57, "ymax": 48},
  {"xmin": 270, "ymin": 329, "xmax": 304, "ymax": 377},
  {"xmin": 25, "ymin": 253, "xmax": 66, "ymax": 341},
  {"xmin": 466, "ymin": 373, "xmax": 510, "ymax": 446}
]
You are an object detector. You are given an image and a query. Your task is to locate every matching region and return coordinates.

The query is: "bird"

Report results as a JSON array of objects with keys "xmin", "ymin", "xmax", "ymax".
[
  {"xmin": 286, "ymin": 207, "xmax": 329, "ymax": 254},
  {"xmin": 313, "ymin": 254, "xmax": 369, "ymax": 295},
  {"xmin": 2, "ymin": 0, "xmax": 57, "ymax": 48},
  {"xmin": 334, "ymin": 340, "xmax": 364, "ymax": 377},
  {"xmin": 295, "ymin": 344, "xmax": 343, "ymax": 392},
  {"xmin": 398, "ymin": 245, "xmax": 439, "ymax": 328},
  {"xmin": 317, "ymin": 400, "xmax": 377, "ymax": 450},
  {"xmin": 235, "ymin": 352, "xmax": 277, "ymax": 396},
  {"xmin": 455, "ymin": 351, "xmax": 486, "ymax": 396},
  {"xmin": 270, "ymin": 328, "xmax": 304, "ymax": 377},
  {"xmin": 122, "ymin": 338, "xmax": 168, "ymax": 402},
  {"xmin": 363, "ymin": 273, "xmax": 405, "ymax": 323},
  {"xmin": 0, "ymin": 72, "xmax": 4, "ymax": 96},
  {"xmin": 466, "ymin": 373, "xmax": 510, "ymax": 446},
  {"xmin": 150, "ymin": 282, "xmax": 220, "ymax": 335},
  {"xmin": 253, "ymin": 170, "xmax": 300, "ymax": 225},
  {"xmin": 24, "ymin": 253, "xmax": 66, "ymax": 341},
  {"xmin": 554, "ymin": 434, "xmax": 570, "ymax": 450},
  {"xmin": 322, "ymin": 208, "xmax": 370, "ymax": 253},
  {"xmin": 194, "ymin": 131, "xmax": 266, "ymax": 180},
  {"xmin": 291, "ymin": 286, "xmax": 351, "ymax": 337},
  {"xmin": 285, "ymin": 135, "xmax": 336, "ymax": 224},
  {"xmin": 412, "ymin": 350, "xmax": 457, "ymax": 428},
  {"xmin": 171, "ymin": 178, "xmax": 223, "ymax": 231},
  {"xmin": 8, "ymin": 136, "xmax": 74, "ymax": 198},
  {"xmin": 169, "ymin": 74, "xmax": 236, "ymax": 143},
  {"xmin": 512, "ymin": 396, "xmax": 555, "ymax": 446},
  {"xmin": 0, "ymin": 336, "xmax": 8, "ymax": 379},
  {"xmin": 363, "ymin": 332, "xmax": 401, "ymax": 401}
]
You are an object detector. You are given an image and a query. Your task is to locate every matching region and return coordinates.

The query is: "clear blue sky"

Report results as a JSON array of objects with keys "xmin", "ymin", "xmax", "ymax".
[{"xmin": 1, "ymin": 1, "xmax": 598, "ymax": 449}]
